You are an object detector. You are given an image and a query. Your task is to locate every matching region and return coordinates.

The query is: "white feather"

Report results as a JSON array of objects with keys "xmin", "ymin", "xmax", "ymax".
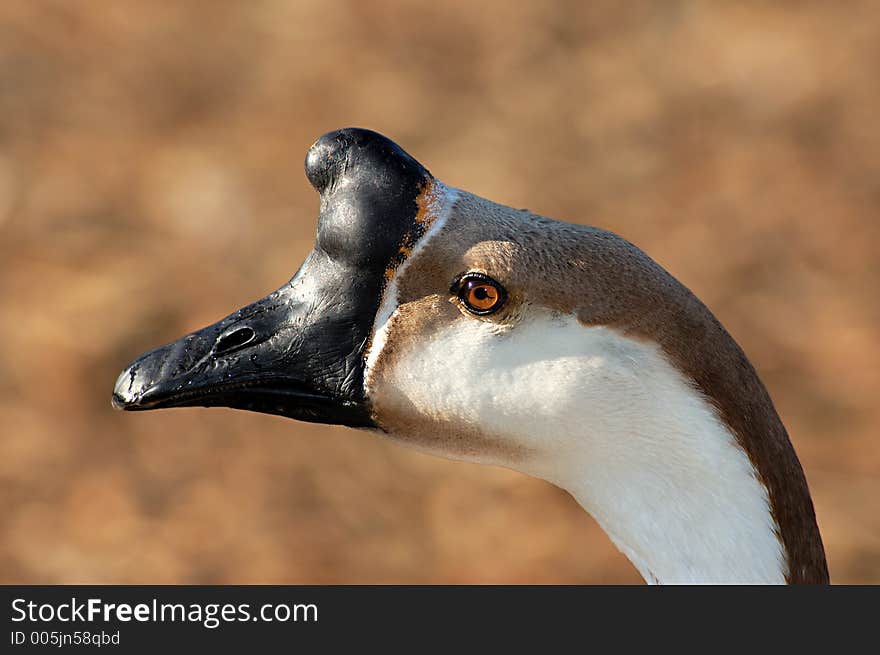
[{"xmin": 370, "ymin": 311, "xmax": 786, "ymax": 584}]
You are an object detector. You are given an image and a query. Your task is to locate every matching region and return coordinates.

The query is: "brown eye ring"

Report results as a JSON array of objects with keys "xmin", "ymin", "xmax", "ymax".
[{"xmin": 451, "ymin": 273, "xmax": 507, "ymax": 315}]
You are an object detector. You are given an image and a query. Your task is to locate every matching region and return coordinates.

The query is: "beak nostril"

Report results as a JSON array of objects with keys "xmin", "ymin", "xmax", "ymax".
[{"xmin": 214, "ymin": 326, "xmax": 256, "ymax": 356}]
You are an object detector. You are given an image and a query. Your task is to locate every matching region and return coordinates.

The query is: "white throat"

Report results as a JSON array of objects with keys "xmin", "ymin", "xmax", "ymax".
[{"xmin": 369, "ymin": 312, "xmax": 788, "ymax": 584}]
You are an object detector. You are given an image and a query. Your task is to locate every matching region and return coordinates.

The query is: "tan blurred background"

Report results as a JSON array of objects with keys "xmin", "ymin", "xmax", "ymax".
[{"xmin": 0, "ymin": 1, "xmax": 878, "ymax": 584}]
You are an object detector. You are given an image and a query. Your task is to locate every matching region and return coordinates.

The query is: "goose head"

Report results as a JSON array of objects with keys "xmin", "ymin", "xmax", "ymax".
[{"xmin": 113, "ymin": 128, "xmax": 828, "ymax": 584}]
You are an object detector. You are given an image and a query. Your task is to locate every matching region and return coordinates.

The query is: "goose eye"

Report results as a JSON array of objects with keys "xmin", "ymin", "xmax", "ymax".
[{"xmin": 453, "ymin": 274, "xmax": 507, "ymax": 315}]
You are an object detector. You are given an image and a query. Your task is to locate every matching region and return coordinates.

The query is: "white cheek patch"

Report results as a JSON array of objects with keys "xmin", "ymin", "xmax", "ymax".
[
  {"xmin": 373, "ymin": 312, "xmax": 786, "ymax": 584},
  {"xmin": 364, "ymin": 181, "xmax": 458, "ymax": 380}
]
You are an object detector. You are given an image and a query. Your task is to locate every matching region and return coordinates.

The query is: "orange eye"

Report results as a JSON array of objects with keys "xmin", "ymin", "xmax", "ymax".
[{"xmin": 453, "ymin": 274, "xmax": 507, "ymax": 315}]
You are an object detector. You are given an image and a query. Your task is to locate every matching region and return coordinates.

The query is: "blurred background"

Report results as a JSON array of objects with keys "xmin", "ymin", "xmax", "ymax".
[{"xmin": 1, "ymin": 1, "xmax": 878, "ymax": 584}]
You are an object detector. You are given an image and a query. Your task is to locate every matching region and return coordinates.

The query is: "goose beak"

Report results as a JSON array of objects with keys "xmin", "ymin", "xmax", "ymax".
[
  {"xmin": 111, "ymin": 248, "xmax": 377, "ymax": 428},
  {"xmin": 113, "ymin": 127, "xmax": 433, "ymax": 430}
]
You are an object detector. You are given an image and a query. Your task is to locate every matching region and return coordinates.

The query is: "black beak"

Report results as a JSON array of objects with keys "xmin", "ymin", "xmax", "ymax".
[
  {"xmin": 112, "ymin": 127, "xmax": 432, "ymax": 429},
  {"xmin": 112, "ymin": 248, "xmax": 376, "ymax": 427}
]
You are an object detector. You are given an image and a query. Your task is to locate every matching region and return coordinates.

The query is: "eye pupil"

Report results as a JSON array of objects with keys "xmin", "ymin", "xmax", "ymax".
[{"xmin": 473, "ymin": 287, "xmax": 489, "ymax": 300}]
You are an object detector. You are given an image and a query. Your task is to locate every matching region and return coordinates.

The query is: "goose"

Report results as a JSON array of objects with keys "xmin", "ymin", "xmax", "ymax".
[{"xmin": 113, "ymin": 127, "xmax": 828, "ymax": 584}]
